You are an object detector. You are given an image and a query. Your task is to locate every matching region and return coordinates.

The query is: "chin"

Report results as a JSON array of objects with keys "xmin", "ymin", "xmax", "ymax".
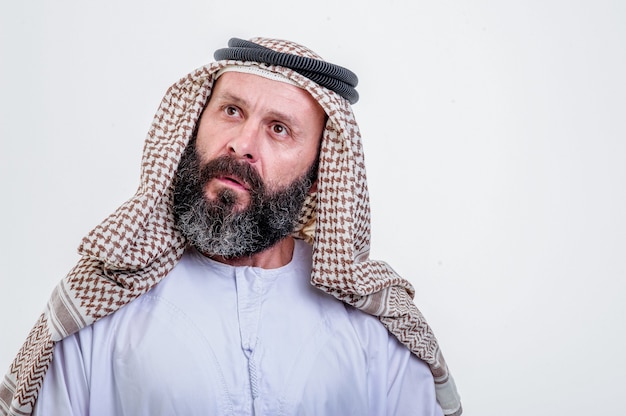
[{"xmin": 204, "ymin": 187, "xmax": 251, "ymax": 211}]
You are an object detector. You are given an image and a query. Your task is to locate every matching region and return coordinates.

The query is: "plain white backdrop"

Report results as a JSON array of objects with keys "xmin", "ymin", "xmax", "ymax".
[{"xmin": 1, "ymin": 1, "xmax": 625, "ymax": 415}]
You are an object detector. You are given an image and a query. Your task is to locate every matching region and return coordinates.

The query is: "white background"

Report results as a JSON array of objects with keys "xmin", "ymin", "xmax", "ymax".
[{"xmin": 1, "ymin": 1, "xmax": 625, "ymax": 415}]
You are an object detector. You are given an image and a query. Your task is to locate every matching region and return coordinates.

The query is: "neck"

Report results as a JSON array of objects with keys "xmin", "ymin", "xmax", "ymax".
[{"xmin": 207, "ymin": 236, "xmax": 295, "ymax": 269}]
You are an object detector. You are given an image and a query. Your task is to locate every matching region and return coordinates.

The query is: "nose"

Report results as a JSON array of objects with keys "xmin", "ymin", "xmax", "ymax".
[{"xmin": 228, "ymin": 121, "xmax": 260, "ymax": 162}]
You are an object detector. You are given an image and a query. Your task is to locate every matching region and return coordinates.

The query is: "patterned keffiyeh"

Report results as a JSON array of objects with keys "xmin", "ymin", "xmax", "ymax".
[{"xmin": 0, "ymin": 37, "xmax": 462, "ymax": 416}]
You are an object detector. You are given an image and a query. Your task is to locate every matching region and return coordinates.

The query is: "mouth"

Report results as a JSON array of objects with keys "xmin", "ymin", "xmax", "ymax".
[{"xmin": 218, "ymin": 175, "xmax": 249, "ymax": 191}]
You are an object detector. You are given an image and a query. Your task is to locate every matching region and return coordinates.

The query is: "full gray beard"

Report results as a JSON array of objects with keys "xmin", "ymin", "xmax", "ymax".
[{"xmin": 172, "ymin": 140, "xmax": 317, "ymax": 258}]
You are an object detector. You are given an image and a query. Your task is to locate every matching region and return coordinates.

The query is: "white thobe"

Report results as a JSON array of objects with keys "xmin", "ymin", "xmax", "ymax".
[{"xmin": 34, "ymin": 240, "xmax": 442, "ymax": 416}]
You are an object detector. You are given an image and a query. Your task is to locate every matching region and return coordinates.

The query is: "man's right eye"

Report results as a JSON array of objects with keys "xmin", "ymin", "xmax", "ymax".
[{"xmin": 224, "ymin": 106, "xmax": 239, "ymax": 116}]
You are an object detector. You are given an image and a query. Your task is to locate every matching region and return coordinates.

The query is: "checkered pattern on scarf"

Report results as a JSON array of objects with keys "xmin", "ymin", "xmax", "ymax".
[{"xmin": 0, "ymin": 37, "xmax": 462, "ymax": 416}]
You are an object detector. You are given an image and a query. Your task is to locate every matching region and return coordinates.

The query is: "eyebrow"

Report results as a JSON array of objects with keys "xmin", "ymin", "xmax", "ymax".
[{"xmin": 216, "ymin": 91, "xmax": 248, "ymax": 109}]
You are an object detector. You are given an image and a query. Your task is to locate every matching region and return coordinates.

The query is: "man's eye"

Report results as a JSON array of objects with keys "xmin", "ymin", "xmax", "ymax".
[
  {"xmin": 272, "ymin": 124, "xmax": 288, "ymax": 135},
  {"xmin": 225, "ymin": 106, "xmax": 238, "ymax": 116}
]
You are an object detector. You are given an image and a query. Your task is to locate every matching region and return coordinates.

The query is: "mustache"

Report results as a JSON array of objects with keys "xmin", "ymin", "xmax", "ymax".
[{"xmin": 199, "ymin": 155, "xmax": 265, "ymax": 193}]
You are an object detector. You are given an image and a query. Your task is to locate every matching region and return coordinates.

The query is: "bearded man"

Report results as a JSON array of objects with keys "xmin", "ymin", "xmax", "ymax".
[{"xmin": 1, "ymin": 37, "xmax": 462, "ymax": 416}]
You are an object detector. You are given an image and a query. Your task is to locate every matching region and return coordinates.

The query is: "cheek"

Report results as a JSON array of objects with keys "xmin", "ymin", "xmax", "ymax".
[
  {"xmin": 271, "ymin": 152, "xmax": 315, "ymax": 185},
  {"xmin": 195, "ymin": 123, "xmax": 223, "ymax": 159}
]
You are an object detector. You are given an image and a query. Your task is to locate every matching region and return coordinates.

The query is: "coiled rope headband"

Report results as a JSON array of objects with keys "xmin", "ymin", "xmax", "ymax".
[{"xmin": 214, "ymin": 37, "xmax": 360, "ymax": 104}]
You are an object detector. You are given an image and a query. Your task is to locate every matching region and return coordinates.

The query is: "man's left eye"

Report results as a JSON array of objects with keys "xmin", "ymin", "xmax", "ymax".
[{"xmin": 272, "ymin": 124, "xmax": 288, "ymax": 135}]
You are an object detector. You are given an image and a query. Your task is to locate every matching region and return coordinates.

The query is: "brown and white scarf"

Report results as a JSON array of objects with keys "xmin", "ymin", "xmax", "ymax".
[{"xmin": 0, "ymin": 37, "xmax": 462, "ymax": 416}]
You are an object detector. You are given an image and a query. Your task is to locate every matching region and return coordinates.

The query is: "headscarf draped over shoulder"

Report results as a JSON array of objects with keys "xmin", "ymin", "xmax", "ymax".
[{"xmin": 0, "ymin": 37, "xmax": 462, "ymax": 416}]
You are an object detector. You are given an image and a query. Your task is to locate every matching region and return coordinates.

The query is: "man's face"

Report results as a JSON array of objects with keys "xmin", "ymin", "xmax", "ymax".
[
  {"xmin": 196, "ymin": 71, "xmax": 326, "ymax": 210},
  {"xmin": 172, "ymin": 71, "xmax": 326, "ymax": 258}
]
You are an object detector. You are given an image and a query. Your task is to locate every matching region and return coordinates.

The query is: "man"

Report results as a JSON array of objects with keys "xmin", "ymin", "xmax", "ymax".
[{"xmin": 1, "ymin": 37, "xmax": 462, "ymax": 416}]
